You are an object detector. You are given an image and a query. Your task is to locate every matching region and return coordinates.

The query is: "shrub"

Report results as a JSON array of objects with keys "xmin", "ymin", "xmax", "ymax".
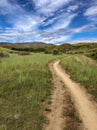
[
  {"xmin": 53, "ymin": 50, "xmax": 60, "ymax": 55},
  {"xmin": 44, "ymin": 50, "xmax": 51, "ymax": 54},
  {"xmin": 18, "ymin": 51, "xmax": 30, "ymax": 55}
]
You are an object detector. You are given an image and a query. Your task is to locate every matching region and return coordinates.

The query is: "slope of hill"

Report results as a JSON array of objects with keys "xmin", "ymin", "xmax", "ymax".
[
  {"xmin": 0, "ymin": 42, "xmax": 97, "ymax": 56},
  {"xmin": 0, "ymin": 42, "xmax": 54, "ymax": 49}
]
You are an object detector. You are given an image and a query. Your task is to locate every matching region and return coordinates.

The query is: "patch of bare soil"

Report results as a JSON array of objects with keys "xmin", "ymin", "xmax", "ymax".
[
  {"xmin": 43, "ymin": 62, "xmax": 83, "ymax": 130},
  {"xmin": 63, "ymin": 88, "xmax": 83, "ymax": 130}
]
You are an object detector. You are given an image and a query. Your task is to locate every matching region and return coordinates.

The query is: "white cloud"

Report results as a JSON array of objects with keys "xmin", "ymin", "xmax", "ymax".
[
  {"xmin": 40, "ymin": 12, "xmax": 77, "ymax": 30},
  {"xmin": 71, "ymin": 38, "xmax": 97, "ymax": 44},
  {"xmin": 13, "ymin": 15, "xmax": 43, "ymax": 31},
  {"xmin": 0, "ymin": 0, "xmax": 23, "ymax": 15},
  {"xmin": 51, "ymin": 13, "xmax": 77, "ymax": 29},
  {"xmin": 67, "ymin": 5, "xmax": 79, "ymax": 13},
  {"xmin": 46, "ymin": 35, "xmax": 71, "ymax": 44},
  {"xmin": 34, "ymin": 0, "xmax": 72, "ymax": 9},
  {"xmin": 84, "ymin": 6, "xmax": 97, "ymax": 16},
  {"xmin": 1, "ymin": 24, "xmax": 96, "ymax": 44},
  {"xmin": 0, "ymin": 0, "xmax": 45, "ymax": 31},
  {"xmin": 70, "ymin": 25, "xmax": 97, "ymax": 34},
  {"xmin": 34, "ymin": 0, "xmax": 73, "ymax": 15},
  {"xmin": 0, "ymin": 0, "xmax": 97, "ymax": 44},
  {"xmin": 0, "ymin": 27, "xmax": 71, "ymax": 43},
  {"xmin": 0, "ymin": 0, "xmax": 77, "ymax": 33}
]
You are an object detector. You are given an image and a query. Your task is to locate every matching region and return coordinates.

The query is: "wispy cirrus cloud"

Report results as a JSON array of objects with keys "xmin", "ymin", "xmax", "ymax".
[
  {"xmin": 67, "ymin": 5, "xmax": 79, "ymax": 13},
  {"xmin": 33, "ymin": 0, "xmax": 73, "ymax": 15},
  {"xmin": 1, "ymin": 0, "xmax": 76, "ymax": 31},
  {"xmin": 0, "ymin": 24, "xmax": 96, "ymax": 44},
  {"xmin": 84, "ymin": 6, "xmax": 97, "ymax": 16},
  {"xmin": 84, "ymin": 2, "xmax": 97, "ymax": 23},
  {"xmin": 40, "ymin": 12, "xmax": 77, "ymax": 30},
  {"xmin": 70, "ymin": 38, "xmax": 97, "ymax": 44},
  {"xmin": 0, "ymin": 0, "xmax": 97, "ymax": 44}
]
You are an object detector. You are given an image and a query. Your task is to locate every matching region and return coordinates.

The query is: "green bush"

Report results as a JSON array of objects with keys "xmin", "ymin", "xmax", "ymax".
[
  {"xmin": 18, "ymin": 51, "xmax": 30, "ymax": 55},
  {"xmin": 53, "ymin": 50, "xmax": 60, "ymax": 55}
]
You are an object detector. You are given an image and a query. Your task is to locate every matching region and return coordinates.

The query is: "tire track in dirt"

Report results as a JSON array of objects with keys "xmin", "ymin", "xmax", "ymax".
[{"xmin": 44, "ymin": 62, "xmax": 65, "ymax": 130}]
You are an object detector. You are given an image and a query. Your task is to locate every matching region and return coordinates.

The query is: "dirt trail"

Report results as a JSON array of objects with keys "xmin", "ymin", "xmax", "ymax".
[
  {"xmin": 44, "ymin": 62, "xmax": 83, "ymax": 130},
  {"xmin": 53, "ymin": 60, "xmax": 97, "ymax": 130},
  {"xmin": 44, "ymin": 62, "xmax": 65, "ymax": 130}
]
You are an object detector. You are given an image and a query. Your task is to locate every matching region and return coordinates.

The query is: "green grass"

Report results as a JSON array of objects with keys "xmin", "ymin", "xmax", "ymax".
[
  {"xmin": 0, "ymin": 47, "xmax": 11, "ymax": 58},
  {"xmin": 60, "ymin": 55, "xmax": 97, "ymax": 100},
  {"xmin": 0, "ymin": 47, "xmax": 12, "ymax": 52},
  {"xmin": 0, "ymin": 53, "xmax": 63, "ymax": 130}
]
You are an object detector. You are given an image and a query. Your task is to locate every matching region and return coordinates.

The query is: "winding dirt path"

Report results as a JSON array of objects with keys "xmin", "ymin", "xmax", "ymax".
[
  {"xmin": 44, "ymin": 61, "xmax": 83, "ymax": 130},
  {"xmin": 44, "ymin": 62, "xmax": 65, "ymax": 130},
  {"xmin": 53, "ymin": 60, "xmax": 97, "ymax": 130}
]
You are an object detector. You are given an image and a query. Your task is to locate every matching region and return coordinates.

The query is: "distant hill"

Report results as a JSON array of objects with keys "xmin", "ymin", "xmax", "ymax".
[
  {"xmin": 0, "ymin": 42, "xmax": 54, "ymax": 49},
  {"xmin": 73, "ymin": 43, "xmax": 97, "ymax": 50},
  {"xmin": 0, "ymin": 42, "xmax": 97, "ymax": 54}
]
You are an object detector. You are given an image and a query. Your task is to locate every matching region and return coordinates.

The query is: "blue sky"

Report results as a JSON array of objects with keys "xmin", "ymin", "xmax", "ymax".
[{"xmin": 0, "ymin": 0, "xmax": 97, "ymax": 44}]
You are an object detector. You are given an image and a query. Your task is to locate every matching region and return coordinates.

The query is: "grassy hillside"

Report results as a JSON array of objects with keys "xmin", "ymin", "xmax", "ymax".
[
  {"xmin": 0, "ymin": 42, "xmax": 97, "ymax": 54},
  {"xmin": 0, "ymin": 47, "xmax": 12, "ymax": 58},
  {"xmin": 0, "ymin": 42, "xmax": 54, "ymax": 50},
  {"xmin": 0, "ymin": 47, "xmax": 12, "ymax": 52},
  {"xmin": 0, "ymin": 53, "xmax": 63, "ymax": 130},
  {"xmin": 60, "ymin": 55, "xmax": 97, "ymax": 100}
]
